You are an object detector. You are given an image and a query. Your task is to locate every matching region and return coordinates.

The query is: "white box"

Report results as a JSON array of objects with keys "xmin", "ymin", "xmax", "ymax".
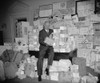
[{"xmin": 50, "ymin": 72, "xmax": 59, "ymax": 81}]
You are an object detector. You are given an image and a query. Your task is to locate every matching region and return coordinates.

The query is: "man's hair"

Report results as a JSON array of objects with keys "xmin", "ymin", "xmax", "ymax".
[
  {"xmin": 43, "ymin": 21, "xmax": 50, "ymax": 28},
  {"xmin": 44, "ymin": 21, "xmax": 49, "ymax": 25}
]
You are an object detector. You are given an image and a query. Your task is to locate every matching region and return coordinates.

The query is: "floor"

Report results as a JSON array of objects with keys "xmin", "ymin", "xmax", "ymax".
[{"xmin": 1, "ymin": 77, "xmax": 59, "ymax": 83}]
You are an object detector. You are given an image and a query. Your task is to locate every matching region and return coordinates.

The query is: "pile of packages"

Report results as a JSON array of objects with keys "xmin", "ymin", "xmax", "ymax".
[
  {"xmin": 49, "ymin": 59, "xmax": 81, "ymax": 83},
  {"xmin": 28, "ymin": 28, "xmax": 39, "ymax": 51},
  {"xmin": 0, "ymin": 50, "xmax": 98, "ymax": 83},
  {"xmin": 16, "ymin": 56, "xmax": 38, "ymax": 79},
  {"xmin": 15, "ymin": 55, "xmax": 98, "ymax": 83},
  {"xmin": 0, "ymin": 49, "xmax": 24, "ymax": 81},
  {"xmin": 49, "ymin": 57, "xmax": 98, "ymax": 83}
]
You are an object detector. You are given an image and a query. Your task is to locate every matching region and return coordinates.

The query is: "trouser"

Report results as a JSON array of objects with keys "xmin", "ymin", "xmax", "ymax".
[{"xmin": 37, "ymin": 46, "xmax": 54, "ymax": 76}]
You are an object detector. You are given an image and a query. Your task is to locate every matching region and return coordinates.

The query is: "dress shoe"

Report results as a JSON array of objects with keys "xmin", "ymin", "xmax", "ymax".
[
  {"xmin": 45, "ymin": 68, "xmax": 49, "ymax": 75},
  {"xmin": 38, "ymin": 75, "xmax": 42, "ymax": 81}
]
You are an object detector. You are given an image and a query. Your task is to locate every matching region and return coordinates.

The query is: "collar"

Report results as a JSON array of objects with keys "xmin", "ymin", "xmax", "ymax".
[{"xmin": 45, "ymin": 29, "xmax": 49, "ymax": 33}]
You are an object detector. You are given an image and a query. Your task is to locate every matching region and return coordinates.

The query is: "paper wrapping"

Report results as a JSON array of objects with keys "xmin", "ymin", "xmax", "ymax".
[
  {"xmin": 53, "ymin": 2, "xmax": 67, "ymax": 10},
  {"xmin": 58, "ymin": 59, "xmax": 71, "ymax": 71},
  {"xmin": 94, "ymin": 61, "xmax": 100, "ymax": 73},
  {"xmin": 64, "ymin": 14, "xmax": 72, "ymax": 20},
  {"xmin": 81, "ymin": 75, "xmax": 98, "ymax": 83},
  {"xmin": 60, "ymin": 26, "xmax": 66, "ymax": 30},
  {"xmin": 71, "ymin": 14, "xmax": 79, "ymax": 23},
  {"xmin": 72, "ymin": 77, "xmax": 80, "ymax": 83},
  {"xmin": 68, "ymin": 27, "xmax": 79, "ymax": 35},
  {"xmin": 70, "ymin": 65, "xmax": 79, "ymax": 73},
  {"xmin": 53, "ymin": 48, "xmax": 60, "ymax": 52},
  {"xmin": 16, "ymin": 56, "xmax": 38, "ymax": 79},
  {"xmin": 59, "ymin": 49, "xmax": 67, "ymax": 52},
  {"xmin": 49, "ymin": 72, "xmax": 59, "ymax": 81},
  {"xmin": 50, "ymin": 61, "xmax": 59, "ymax": 72},
  {"xmin": 17, "ymin": 74, "xmax": 26, "ymax": 79},
  {"xmin": 42, "ymin": 72, "xmax": 50, "ymax": 80},
  {"xmin": 44, "ymin": 37, "xmax": 54, "ymax": 46},
  {"xmin": 77, "ymin": 49, "xmax": 91, "ymax": 59},
  {"xmin": 90, "ymin": 14, "xmax": 100, "ymax": 23},
  {"xmin": 72, "ymin": 57, "xmax": 86, "ymax": 77},
  {"xmin": 58, "ymin": 71, "xmax": 72, "ymax": 83},
  {"xmin": 50, "ymin": 60, "xmax": 72, "ymax": 72}
]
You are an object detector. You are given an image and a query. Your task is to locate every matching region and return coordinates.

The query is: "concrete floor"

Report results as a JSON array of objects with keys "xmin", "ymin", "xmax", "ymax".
[{"xmin": 1, "ymin": 77, "xmax": 59, "ymax": 83}]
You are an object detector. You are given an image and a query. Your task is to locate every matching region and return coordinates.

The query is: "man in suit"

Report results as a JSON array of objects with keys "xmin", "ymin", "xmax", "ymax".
[{"xmin": 37, "ymin": 21, "xmax": 54, "ymax": 81}]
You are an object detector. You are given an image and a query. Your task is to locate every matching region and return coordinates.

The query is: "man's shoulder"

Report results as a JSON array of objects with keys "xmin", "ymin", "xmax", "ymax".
[
  {"xmin": 39, "ymin": 29, "xmax": 45, "ymax": 34},
  {"xmin": 40, "ymin": 29, "xmax": 44, "ymax": 32}
]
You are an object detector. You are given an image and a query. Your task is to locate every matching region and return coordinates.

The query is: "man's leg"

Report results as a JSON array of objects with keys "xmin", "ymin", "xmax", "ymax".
[
  {"xmin": 45, "ymin": 46, "xmax": 54, "ymax": 75},
  {"xmin": 37, "ymin": 47, "xmax": 47, "ymax": 81}
]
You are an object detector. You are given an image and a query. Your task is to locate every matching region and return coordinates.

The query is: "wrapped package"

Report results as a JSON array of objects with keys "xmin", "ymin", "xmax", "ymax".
[
  {"xmin": 4, "ymin": 62, "xmax": 18, "ymax": 79},
  {"xmin": 12, "ymin": 51, "xmax": 24, "ymax": 65},
  {"xmin": 22, "ymin": 53, "xmax": 30, "ymax": 60},
  {"xmin": 44, "ymin": 37, "xmax": 54, "ymax": 46},
  {"xmin": 72, "ymin": 72, "xmax": 80, "ymax": 78},
  {"xmin": 72, "ymin": 77, "xmax": 80, "ymax": 83},
  {"xmin": 70, "ymin": 64, "xmax": 79, "ymax": 73},
  {"xmin": 50, "ymin": 61, "xmax": 59, "ymax": 72},
  {"xmin": 17, "ymin": 73, "xmax": 26, "ymax": 79},
  {"xmin": 20, "ymin": 22, "xmax": 29, "ymax": 27},
  {"xmin": 30, "ymin": 56, "xmax": 37, "ymax": 70},
  {"xmin": 58, "ymin": 71, "xmax": 72, "ymax": 83},
  {"xmin": 16, "ymin": 69, "xmax": 26, "ymax": 79},
  {"xmin": 16, "ymin": 56, "xmax": 38, "ymax": 79},
  {"xmin": 86, "ymin": 76, "xmax": 98, "ymax": 83},
  {"xmin": 72, "ymin": 57, "xmax": 86, "ymax": 76},
  {"xmin": 81, "ymin": 75, "xmax": 98, "ymax": 83},
  {"xmin": 49, "ymin": 71, "xmax": 59, "ymax": 81},
  {"xmin": 58, "ymin": 59, "xmax": 71, "ymax": 71},
  {"xmin": 29, "ymin": 71, "xmax": 36, "ymax": 78},
  {"xmin": 50, "ymin": 65, "xmax": 58, "ymax": 72},
  {"xmin": 24, "ymin": 63, "xmax": 35, "ymax": 77},
  {"xmin": 72, "ymin": 71, "xmax": 80, "ymax": 83},
  {"xmin": 42, "ymin": 71, "xmax": 50, "ymax": 80},
  {"xmin": 16, "ymin": 56, "xmax": 34, "ymax": 79}
]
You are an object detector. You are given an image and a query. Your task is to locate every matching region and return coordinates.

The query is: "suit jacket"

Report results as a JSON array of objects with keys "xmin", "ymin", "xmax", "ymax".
[{"xmin": 39, "ymin": 28, "xmax": 53, "ymax": 50}]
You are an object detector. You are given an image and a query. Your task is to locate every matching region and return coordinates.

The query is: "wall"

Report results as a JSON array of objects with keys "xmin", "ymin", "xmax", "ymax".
[
  {"xmin": 0, "ymin": 0, "xmax": 88, "ymax": 43},
  {"xmin": 0, "ymin": 0, "xmax": 30, "ymax": 43}
]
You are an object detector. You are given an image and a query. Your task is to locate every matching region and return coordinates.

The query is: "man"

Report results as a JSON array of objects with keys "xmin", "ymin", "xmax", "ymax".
[{"xmin": 37, "ymin": 21, "xmax": 54, "ymax": 81}]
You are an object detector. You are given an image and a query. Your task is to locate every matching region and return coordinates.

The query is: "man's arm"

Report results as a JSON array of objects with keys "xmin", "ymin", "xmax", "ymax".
[
  {"xmin": 49, "ymin": 29, "xmax": 53, "ymax": 39},
  {"xmin": 39, "ymin": 31, "xmax": 48, "ymax": 46}
]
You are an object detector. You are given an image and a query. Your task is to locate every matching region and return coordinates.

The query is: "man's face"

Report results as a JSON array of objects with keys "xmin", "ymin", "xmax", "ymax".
[{"xmin": 44, "ymin": 22, "xmax": 50, "ymax": 30}]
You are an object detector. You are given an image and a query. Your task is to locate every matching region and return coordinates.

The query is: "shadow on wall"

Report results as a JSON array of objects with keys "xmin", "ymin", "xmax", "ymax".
[{"xmin": 0, "ymin": 31, "xmax": 4, "ymax": 45}]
